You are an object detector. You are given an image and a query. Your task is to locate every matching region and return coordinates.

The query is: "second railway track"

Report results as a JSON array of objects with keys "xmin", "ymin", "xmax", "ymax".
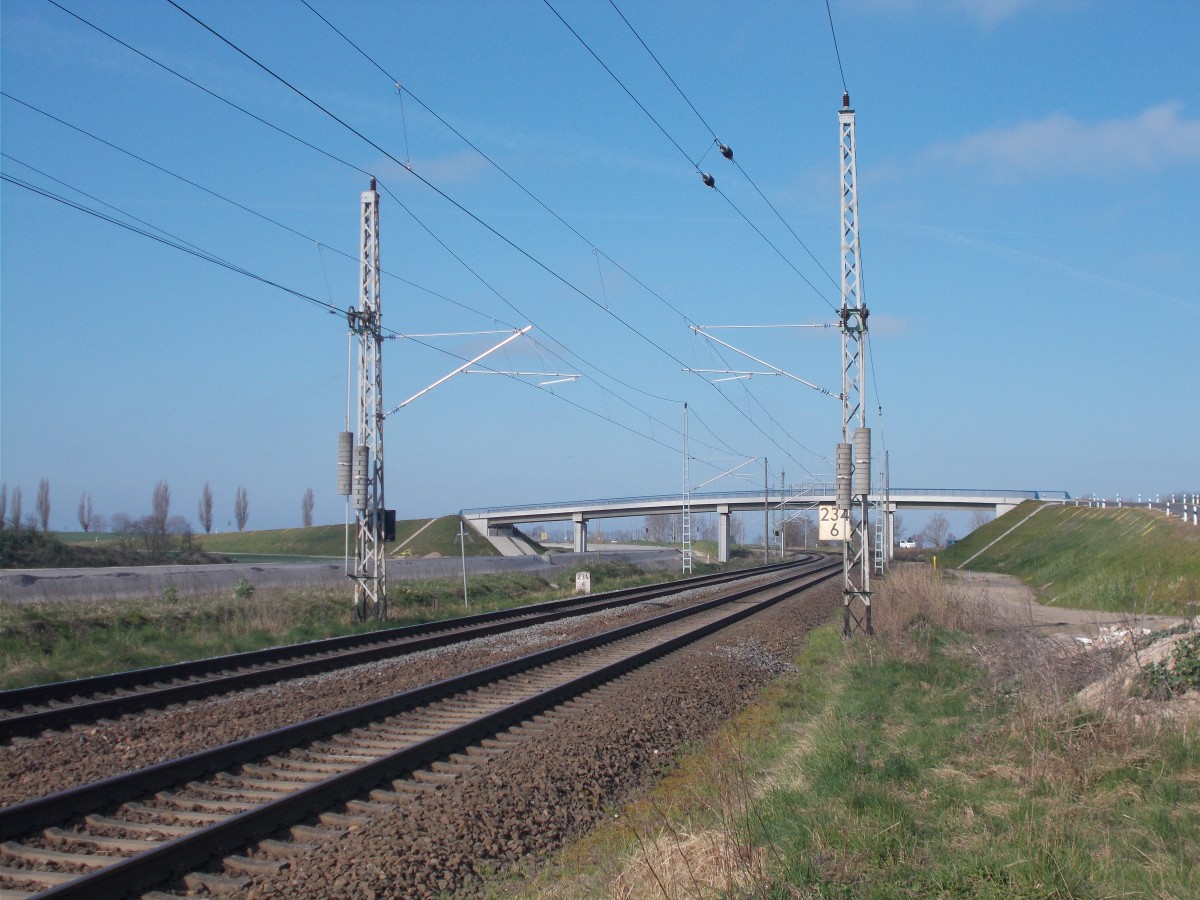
[
  {"xmin": 0, "ymin": 557, "xmax": 837, "ymax": 899},
  {"xmin": 0, "ymin": 558, "xmax": 816, "ymax": 741}
]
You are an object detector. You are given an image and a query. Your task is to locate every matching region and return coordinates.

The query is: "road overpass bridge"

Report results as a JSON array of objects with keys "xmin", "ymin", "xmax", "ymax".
[{"xmin": 463, "ymin": 486, "xmax": 1070, "ymax": 560}]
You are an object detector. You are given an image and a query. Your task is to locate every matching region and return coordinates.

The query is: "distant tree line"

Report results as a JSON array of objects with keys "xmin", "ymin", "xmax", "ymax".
[{"xmin": 1, "ymin": 479, "xmax": 323, "ymax": 538}]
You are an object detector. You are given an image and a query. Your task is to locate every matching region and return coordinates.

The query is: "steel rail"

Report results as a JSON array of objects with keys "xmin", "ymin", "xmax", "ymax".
[
  {"xmin": 0, "ymin": 560, "xmax": 838, "ymax": 899},
  {"xmin": 0, "ymin": 557, "xmax": 817, "ymax": 740}
]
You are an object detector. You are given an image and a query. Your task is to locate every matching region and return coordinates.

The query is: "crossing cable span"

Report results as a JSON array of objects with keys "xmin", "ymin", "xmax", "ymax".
[
  {"xmin": 3, "ymin": 151, "xmax": 215, "ymax": 262},
  {"xmin": 165, "ymin": 1, "xmax": 693, "ymax": 386},
  {"xmin": 1, "ymin": 133, "xmax": 743, "ymax": 468},
  {"xmin": 38, "ymin": 0, "xmax": 780, "ymax": 470},
  {"xmin": 293, "ymin": 0, "xmax": 819, "ymax": 468},
  {"xmin": 544, "ymin": 0, "xmax": 836, "ymax": 313},
  {"xmin": 607, "ymin": 0, "xmax": 840, "ymax": 303},
  {"xmin": 22, "ymin": 14, "xmax": 754, "ymax": 468},
  {"xmin": 34, "ymin": 5, "xmax": 706, "ymax": 417},
  {"xmin": 3, "ymin": 163, "xmax": 746, "ymax": 469},
  {"xmin": 1, "ymin": 172, "xmax": 344, "ymax": 318},
  {"xmin": 43, "ymin": 0, "xmax": 372, "ymax": 181},
  {"xmin": 161, "ymin": 1, "xmax": 810, "ymax": 472},
  {"xmin": 296, "ymin": 0, "xmax": 697, "ymax": 325},
  {"xmin": 824, "ymin": 0, "xmax": 849, "ymax": 95},
  {"xmin": 0, "ymin": 91, "xmax": 501, "ymax": 327}
]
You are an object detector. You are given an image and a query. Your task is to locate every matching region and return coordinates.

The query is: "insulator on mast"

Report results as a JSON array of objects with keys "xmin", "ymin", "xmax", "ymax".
[
  {"xmin": 853, "ymin": 427, "xmax": 871, "ymax": 497},
  {"xmin": 336, "ymin": 431, "xmax": 354, "ymax": 496},
  {"xmin": 700, "ymin": 172, "xmax": 715, "ymax": 188},
  {"xmin": 836, "ymin": 442, "xmax": 853, "ymax": 510},
  {"xmin": 842, "ymin": 91, "xmax": 850, "ymax": 109}
]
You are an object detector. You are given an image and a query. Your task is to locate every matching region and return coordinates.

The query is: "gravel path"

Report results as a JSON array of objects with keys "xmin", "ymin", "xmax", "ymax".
[{"xmin": 946, "ymin": 570, "xmax": 1188, "ymax": 635}]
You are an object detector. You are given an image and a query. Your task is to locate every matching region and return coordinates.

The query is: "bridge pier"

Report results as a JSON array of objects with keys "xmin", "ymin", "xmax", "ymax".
[
  {"xmin": 887, "ymin": 505, "xmax": 896, "ymax": 560},
  {"xmin": 995, "ymin": 503, "xmax": 1017, "ymax": 517},
  {"xmin": 717, "ymin": 504, "xmax": 730, "ymax": 563},
  {"xmin": 573, "ymin": 513, "xmax": 588, "ymax": 553}
]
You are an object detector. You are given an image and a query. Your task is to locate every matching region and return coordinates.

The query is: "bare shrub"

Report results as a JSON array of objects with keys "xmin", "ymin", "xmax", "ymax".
[
  {"xmin": 234, "ymin": 486, "xmax": 249, "ymax": 532},
  {"xmin": 36, "ymin": 478, "xmax": 50, "ymax": 531},
  {"xmin": 301, "ymin": 487, "xmax": 314, "ymax": 528},
  {"xmin": 77, "ymin": 492, "xmax": 93, "ymax": 532},
  {"xmin": 198, "ymin": 482, "xmax": 213, "ymax": 534}
]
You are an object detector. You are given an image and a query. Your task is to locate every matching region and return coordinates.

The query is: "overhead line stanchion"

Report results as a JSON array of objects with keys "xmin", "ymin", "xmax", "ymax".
[
  {"xmin": 838, "ymin": 92, "xmax": 872, "ymax": 636},
  {"xmin": 349, "ymin": 178, "xmax": 388, "ymax": 622},
  {"xmin": 682, "ymin": 403, "xmax": 693, "ymax": 574}
]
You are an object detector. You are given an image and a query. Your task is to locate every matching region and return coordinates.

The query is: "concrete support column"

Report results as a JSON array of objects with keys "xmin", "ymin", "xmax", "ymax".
[
  {"xmin": 995, "ymin": 503, "xmax": 1017, "ymax": 517},
  {"xmin": 887, "ymin": 506, "xmax": 896, "ymax": 560},
  {"xmin": 717, "ymin": 504, "xmax": 731, "ymax": 563},
  {"xmin": 573, "ymin": 512, "xmax": 588, "ymax": 553}
]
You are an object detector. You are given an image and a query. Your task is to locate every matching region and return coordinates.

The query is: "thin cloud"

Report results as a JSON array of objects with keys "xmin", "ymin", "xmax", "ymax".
[
  {"xmin": 904, "ymin": 220, "xmax": 1198, "ymax": 314},
  {"xmin": 860, "ymin": 0, "xmax": 1046, "ymax": 26},
  {"xmin": 952, "ymin": 0, "xmax": 1041, "ymax": 26},
  {"xmin": 927, "ymin": 102, "xmax": 1200, "ymax": 177}
]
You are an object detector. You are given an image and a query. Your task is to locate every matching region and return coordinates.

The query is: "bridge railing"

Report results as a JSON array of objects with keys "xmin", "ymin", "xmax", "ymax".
[{"xmin": 463, "ymin": 487, "xmax": 1068, "ymax": 518}]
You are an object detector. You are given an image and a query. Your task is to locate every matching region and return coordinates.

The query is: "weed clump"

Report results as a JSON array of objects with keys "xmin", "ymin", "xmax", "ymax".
[{"xmin": 1143, "ymin": 632, "xmax": 1200, "ymax": 696}]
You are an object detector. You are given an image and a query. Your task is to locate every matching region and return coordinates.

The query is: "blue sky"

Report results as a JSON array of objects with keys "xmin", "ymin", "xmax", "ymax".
[{"xmin": 2, "ymin": 0, "xmax": 1197, "ymax": 533}]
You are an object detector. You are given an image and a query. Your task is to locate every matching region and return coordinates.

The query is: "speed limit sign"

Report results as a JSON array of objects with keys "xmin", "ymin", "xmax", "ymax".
[{"xmin": 818, "ymin": 504, "xmax": 851, "ymax": 542}]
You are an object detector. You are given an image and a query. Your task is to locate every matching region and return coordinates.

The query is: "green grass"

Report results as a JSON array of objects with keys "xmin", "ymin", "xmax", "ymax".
[
  {"xmin": 940, "ymin": 501, "xmax": 1200, "ymax": 615},
  {"xmin": 192, "ymin": 516, "xmax": 500, "ymax": 560},
  {"xmin": 524, "ymin": 619, "xmax": 1200, "ymax": 899}
]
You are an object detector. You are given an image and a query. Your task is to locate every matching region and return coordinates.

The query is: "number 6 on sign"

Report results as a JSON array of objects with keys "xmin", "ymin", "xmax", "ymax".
[{"xmin": 818, "ymin": 504, "xmax": 851, "ymax": 542}]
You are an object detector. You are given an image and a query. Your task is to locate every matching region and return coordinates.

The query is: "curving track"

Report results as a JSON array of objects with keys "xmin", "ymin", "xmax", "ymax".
[{"xmin": 0, "ymin": 557, "xmax": 837, "ymax": 898}]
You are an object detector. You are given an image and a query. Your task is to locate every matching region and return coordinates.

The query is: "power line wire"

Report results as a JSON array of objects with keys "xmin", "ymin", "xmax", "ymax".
[
  {"xmin": 2, "ymin": 172, "xmax": 343, "ymax": 317},
  {"xmin": 4, "ymin": 163, "xmax": 748, "ymax": 467},
  {"xmin": 41, "ymin": 0, "xmax": 813, "ymax": 474},
  {"xmin": 297, "ymin": 0, "xmax": 696, "ymax": 326},
  {"xmin": 824, "ymin": 0, "xmax": 849, "ymax": 94},
  {"xmin": 541, "ymin": 0, "xmax": 701, "ymax": 171},
  {"xmin": 166, "ymin": 0, "xmax": 813, "ymax": 471},
  {"xmin": 0, "ymin": 90, "xmax": 522, "ymax": 329},
  {"xmin": 604, "ymin": 0, "xmax": 840, "ymax": 304},
  {"xmin": 35, "ymin": 3, "xmax": 703, "ymax": 427},
  {"xmin": 166, "ymin": 0, "xmax": 699, "ymax": 393}
]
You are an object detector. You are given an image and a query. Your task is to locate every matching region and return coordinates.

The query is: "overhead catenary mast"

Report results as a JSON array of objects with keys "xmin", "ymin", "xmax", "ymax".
[
  {"xmin": 340, "ymin": 178, "xmax": 389, "ymax": 622},
  {"xmin": 681, "ymin": 403, "xmax": 693, "ymax": 575},
  {"xmin": 837, "ymin": 92, "xmax": 873, "ymax": 635}
]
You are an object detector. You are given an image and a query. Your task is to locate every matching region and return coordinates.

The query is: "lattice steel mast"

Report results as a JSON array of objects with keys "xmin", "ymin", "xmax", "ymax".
[
  {"xmin": 681, "ymin": 402, "xmax": 693, "ymax": 574},
  {"xmin": 838, "ymin": 92, "xmax": 872, "ymax": 635},
  {"xmin": 350, "ymin": 178, "xmax": 386, "ymax": 621}
]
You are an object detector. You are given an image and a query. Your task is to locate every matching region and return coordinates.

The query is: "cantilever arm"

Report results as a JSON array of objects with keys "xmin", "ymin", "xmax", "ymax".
[{"xmin": 384, "ymin": 326, "xmax": 532, "ymax": 416}]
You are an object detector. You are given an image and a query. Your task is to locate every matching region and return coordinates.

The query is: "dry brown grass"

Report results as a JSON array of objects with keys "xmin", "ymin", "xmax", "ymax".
[
  {"xmin": 611, "ymin": 826, "xmax": 769, "ymax": 900},
  {"xmin": 608, "ymin": 734, "xmax": 774, "ymax": 900},
  {"xmin": 872, "ymin": 564, "xmax": 1198, "ymax": 787},
  {"xmin": 871, "ymin": 563, "xmax": 995, "ymax": 637}
]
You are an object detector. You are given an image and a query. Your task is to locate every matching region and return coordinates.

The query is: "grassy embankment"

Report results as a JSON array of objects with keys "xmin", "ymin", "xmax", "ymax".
[
  {"xmin": 193, "ymin": 516, "xmax": 501, "ymax": 562},
  {"xmin": 0, "ymin": 558, "xmax": 713, "ymax": 691},
  {"xmin": 520, "ymin": 505, "xmax": 1200, "ymax": 898},
  {"xmin": 941, "ymin": 500, "xmax": 1200, "ymax": 616},
  {"xmin": 37, "ymin": 516, "xmax": 503, "ymax": 565}
]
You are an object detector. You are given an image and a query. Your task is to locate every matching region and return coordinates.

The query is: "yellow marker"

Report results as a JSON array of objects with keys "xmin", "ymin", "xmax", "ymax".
[{"xmin": 932, "ymin": 555, "xmax": 937, "ymax": 572}]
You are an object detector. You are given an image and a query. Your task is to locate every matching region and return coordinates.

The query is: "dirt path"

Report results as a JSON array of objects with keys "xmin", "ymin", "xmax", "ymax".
[{"xmin": 944, "ymin": 570, "xmax": 1189, "ymax": 636}]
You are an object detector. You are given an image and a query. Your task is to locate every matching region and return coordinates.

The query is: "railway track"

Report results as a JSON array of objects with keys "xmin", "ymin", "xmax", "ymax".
[
  {"xmin": 0, "ymin": 558, "xmax": 815, "ymax": 741},
  {"xmin": 0, "ymin": 557, "xmax": 837, "ymax": 899}
]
